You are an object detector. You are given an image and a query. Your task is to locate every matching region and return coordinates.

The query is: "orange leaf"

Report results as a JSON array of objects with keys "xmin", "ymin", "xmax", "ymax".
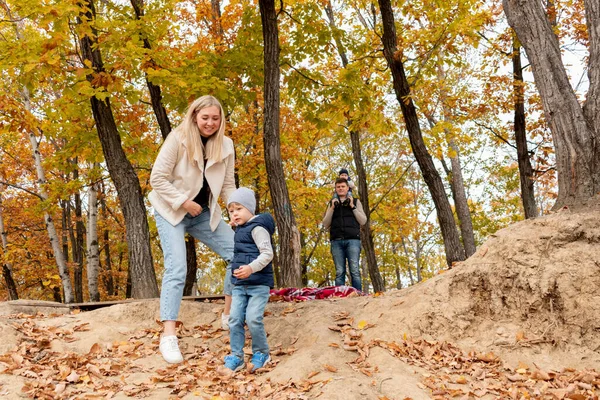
[
  {"xmin": 323, "ymin": 364, "xmax": 337, "ymax": 372},
  {"xmin": 88, "ymin": 343, "xmax": 102, "ymax": 354}
]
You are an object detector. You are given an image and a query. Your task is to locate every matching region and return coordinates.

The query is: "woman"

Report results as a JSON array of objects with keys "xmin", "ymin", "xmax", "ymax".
[{"xmin": 149, "ymin": 95, "xmax": 236, "ymax": 364}]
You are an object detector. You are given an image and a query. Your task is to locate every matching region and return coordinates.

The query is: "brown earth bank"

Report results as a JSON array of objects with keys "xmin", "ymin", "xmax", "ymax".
[{"xmin": 0, "ymin": 207, "xmax": 598, "ymax": 399}]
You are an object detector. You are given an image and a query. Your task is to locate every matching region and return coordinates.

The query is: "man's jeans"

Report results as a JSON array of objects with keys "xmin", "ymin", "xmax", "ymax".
[
  {"xmin": 331, "ymin": 239, "xmax": 362, "ymax": 291},
  {"xmin": 155, "ymin": 209, "xmax": 234, "ymax": 321},
  {"xmin": 229, "ymin": 285, "xmax": 270, "ymax": 358}
]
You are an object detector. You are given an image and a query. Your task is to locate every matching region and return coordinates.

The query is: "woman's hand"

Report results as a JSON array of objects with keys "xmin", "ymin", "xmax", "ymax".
[
  {"xmin": 233, "ymin": 265, "xmax": 252, "ymax": 279},
  {"xmin": 182, "ymin": 200, "xmax": 203, "ymax": 217}
]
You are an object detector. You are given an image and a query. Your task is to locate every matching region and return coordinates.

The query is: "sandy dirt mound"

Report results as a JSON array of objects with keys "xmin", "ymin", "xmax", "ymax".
[{"xmin": 0, "ymin": 209, "xmax": 598, "ymax": 399}]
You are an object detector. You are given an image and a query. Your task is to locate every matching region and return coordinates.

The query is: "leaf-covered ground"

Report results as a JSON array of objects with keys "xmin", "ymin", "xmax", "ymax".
[{"xmin": 1, "ymin": 207, "xmax": 599, "ymax": 399}]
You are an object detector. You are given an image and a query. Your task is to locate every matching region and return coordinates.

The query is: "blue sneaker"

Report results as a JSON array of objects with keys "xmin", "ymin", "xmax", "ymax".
[
  {"xmin": 224, "ymin": 355, "xmax": 245, "ymax": 372},
  {"xmin": 250, "ymin": 352, "xmax": 270, "ymax": 372}
]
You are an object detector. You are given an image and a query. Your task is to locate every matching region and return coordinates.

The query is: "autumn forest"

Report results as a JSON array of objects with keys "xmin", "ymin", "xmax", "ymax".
[{"xmin": 0, "ymin": 0, "xmax": 595, "ymax": 303}]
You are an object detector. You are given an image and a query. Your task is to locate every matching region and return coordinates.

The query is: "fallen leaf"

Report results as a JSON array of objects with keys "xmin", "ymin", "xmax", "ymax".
[
  {"xmin": 10, "ymin": 354, "xmax": 23, "ymax": 367},
  {"xmin": 89, "ymin": 343, "xmax": 102, "ymax": 354},
  {"xmin": 506, "ymin": 373, "xmax": 527, "ymax": 382},
  {"xmin": 516, "ymin": 368, "xmax": 528, "ymax": 374},
  {"xmin": 323, "ymin": 364, "xmax": 337, "ymax": 373},
  {"xmin": 66, "ymin": 370, "xmax": 80, "ymax": 383},
  {"xmin": 54, "ymin": 383, "xmax": 66, "ymax": 394},
  {"xmin": 455, "ymin": 376, "xmax": 467, "ymax": 384}
]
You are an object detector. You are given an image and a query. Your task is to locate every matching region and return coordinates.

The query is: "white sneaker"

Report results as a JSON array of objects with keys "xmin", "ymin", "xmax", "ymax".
[
  {"xmin": 159, "ymin": 335, "xmax": 183, "ymax": 364},
  {"xmin": 221, "ymin": 313, "xmax": 230, "ymax": 330}
]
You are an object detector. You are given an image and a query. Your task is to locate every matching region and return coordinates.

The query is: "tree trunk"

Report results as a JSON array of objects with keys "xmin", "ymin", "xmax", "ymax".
[
  {"xmin": 415, "ymin": 238, "xmax": 422, "ymax": 282},
  {"xmin": 0, "ymin": 192, "xmax": 18, "ymax": 300},
  {"xmin": 129, "ymin": 0, "xmax": 171, "ymax": 139},
  {"xmin": 447, "ymin": 147, "xmax": 476, "ymax": 257},
  {"xmin": 512, "ymin": 37, "xmax": 539, "ymax": 218},
  {"xmin": 350, "ymin": 132, "xmax": 385, "ymax": 291},
  {"xmin": 377, "ymin": 0, "xmax": 466, "ymax": 266},
  {"xmin": 183, "ymin": 235, "xmax": 198, "ymax": 296},
  {"xmin": 99, "ymin": 184, "xmax": 115, "ymax": 296},
  {"xmin": 87, "ymin": 177, "xmax": 100, "ymax": 301},
  {"xmin": 130, "ymin": 0, "xmax": 203, "ymax": 295},
  {"xmin": 401, "ymin": 238, "xmax": 414, "ymax": 285},
  {"xmin": 73, "ymin": 166, "xmax": 85, "ymax": 303},
  {"xmin": 300, "ymin": 232, "xmax": 308, "ymax": 286},
  {"xmin": 434, "ymin": 65, "xmax": 477, "ymax": 257},
  {"xmin": 325, "ymin": 1, "xmax": 385, "ymax": 291},
  {"xmin": 503, "ymin": 0, "xmax": 600, "ymax": 208},
  {"xmin": 360, "ymin": 257, "xmax": 370, "ymax": 294},
  {"xmin": 259, "ymin": 0, "xmax": 302, "ymax": 287},
  {"xmin": 25, "ymin": 98, "xmax": 74, "ymax": 303},
  {"xmin": 78, "ymin": 0, "xmax": 158, "ymax": 298},
  {"xmin": 60, "ymin": 201, "xmax": 69, "ymax": 263},
  {"xmin": 4, "ymin": 2, "xmax": 73, "ymax": 302},
  {"xmin": 210, "ymin": 0, "xmax": 225, "ymax": 40}
]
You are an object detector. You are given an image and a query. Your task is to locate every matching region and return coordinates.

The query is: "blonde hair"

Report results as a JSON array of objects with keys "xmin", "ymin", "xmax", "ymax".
[{"xmin": 176, "ymin": 95, "xmax": 226, "ymax": 165}]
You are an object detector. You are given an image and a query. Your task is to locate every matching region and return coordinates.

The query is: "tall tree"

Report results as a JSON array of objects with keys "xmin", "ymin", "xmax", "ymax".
[
  {"xmin": 434, "ymin": 65, "xmax": 477, "ymax": 258},
  {"xmin": 324, "ymin": 0, "xmax": 385, "ymax": 292},
  {"xmin": 129, "ymin": 0, "xmax": 201, "ymax": 296},
  {"xmin": 129, "ymin": 0, "xmax": 171, "ymax": 138},
  {"xmin": 86, "ymin": 175, "xmax": 100, "ymax": 301},
  {"xmin": 77, "ymin": 0, "xmax": 158, "ymax": 298},
  {"xmin": 503, "ymin": 0, "xmax": 600, "ymax": 208},
  {"xmin": 376, "ymin": 0, "xmax": 466, "ymax": 266},
  {"xmin": 512, "ymin": 37, "xmax": 538, "ymax": 218},
  {"xmin": 0, "ymin": 190, "xmax": 18, "ymax": 300},
  {"xmin": 72, "ymin": 165, "xmax": 85, "ymax": 303},
  {"xmin": 259, "ymin": 0, "xmax": 302, "ymax": 287},
  {"xmin": 0, "ymin": 0, "xmax": 74, "ymax": 302}
]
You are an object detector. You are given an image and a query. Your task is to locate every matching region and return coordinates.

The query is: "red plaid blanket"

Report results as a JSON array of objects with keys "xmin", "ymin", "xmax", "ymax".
[{"xmin": 269, "ymin": 286, "xmax": 362, "ymax": 301}]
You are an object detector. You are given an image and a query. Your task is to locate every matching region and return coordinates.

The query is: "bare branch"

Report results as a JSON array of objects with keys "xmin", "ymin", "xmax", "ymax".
[{"xmin": 0, "ymin": 181, "xmax": 43, "ymax": 199}]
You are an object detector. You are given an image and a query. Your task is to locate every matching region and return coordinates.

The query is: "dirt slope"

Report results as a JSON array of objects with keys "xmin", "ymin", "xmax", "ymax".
[{"xmin": 0, "ymin": 208, "xmax": 598, "ymax": 399}]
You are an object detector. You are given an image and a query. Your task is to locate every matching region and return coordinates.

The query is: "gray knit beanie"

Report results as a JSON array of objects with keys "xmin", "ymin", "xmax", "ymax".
[{"xmin": 227, "ymin": 187, "xmax": 256, "ymax": 215}]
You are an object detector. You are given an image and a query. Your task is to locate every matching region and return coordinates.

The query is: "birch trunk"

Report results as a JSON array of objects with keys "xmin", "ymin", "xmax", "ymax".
[
  {"xmin": 23, "ymin": 95, "xmax": 74, "ymax": 303},
  {"xmin": 3, "ymin": 0, "xmax": 73, "ymax": 302},
  {"xmin": 87, "ymin": 177, "xmax": 100, "ymax": 301}
]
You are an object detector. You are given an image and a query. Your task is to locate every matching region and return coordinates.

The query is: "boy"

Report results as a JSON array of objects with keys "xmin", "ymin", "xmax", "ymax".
[
  {"xmin": 333, "ymin": 168, "xmax": 356, "ymax": 204},
  {"xmin": 224, "ymin": 187, "xmax": 275, "ymax": 372}
]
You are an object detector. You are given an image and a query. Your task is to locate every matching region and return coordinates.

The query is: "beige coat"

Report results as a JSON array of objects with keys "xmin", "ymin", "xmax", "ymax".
[{"xmin": 148, "ymin": 131, "xmax": 236, "ymax": 231}]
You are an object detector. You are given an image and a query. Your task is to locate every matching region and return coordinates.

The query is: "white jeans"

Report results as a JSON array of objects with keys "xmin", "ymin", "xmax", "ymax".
[{"xmin": 155, "ymin": 208, "xmax": 234, "ymax": 321}]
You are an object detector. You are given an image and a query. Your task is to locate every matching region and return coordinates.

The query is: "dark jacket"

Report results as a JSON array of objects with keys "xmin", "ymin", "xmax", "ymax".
[
  {"xmin": 231, "ymin": 213, "xmax": 275, "ymax": 288},
  {"xmin": 328, "ymin": 199, "xmax": 361, "ymax": 240}
]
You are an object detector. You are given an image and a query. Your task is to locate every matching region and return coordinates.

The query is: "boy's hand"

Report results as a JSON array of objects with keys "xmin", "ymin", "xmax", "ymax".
[
  {"xmin": 233, "ymin": 265, "xmax": 252, "ymax": 279},
  {"xmin": 348, "ymin": 197, "xmax": 355, "ymax": 208}
]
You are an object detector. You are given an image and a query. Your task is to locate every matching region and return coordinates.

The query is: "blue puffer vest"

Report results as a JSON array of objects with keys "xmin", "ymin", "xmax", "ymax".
[{"xmin": 231, "ymin": 213, "xmax": 275, "ymax": 288}]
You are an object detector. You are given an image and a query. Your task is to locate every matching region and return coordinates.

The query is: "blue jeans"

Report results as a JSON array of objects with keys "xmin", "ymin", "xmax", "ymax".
[
  {"xmin": 331, "ymin": 239, "xmax": 362, "ymax": 291},
  {"xmin": 229, "ymin": 285, "xmax": 270, "ymax": 358},
  {"xmin": 155, "ymin": 208, "xmax": 234, "ymax": 321}
]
